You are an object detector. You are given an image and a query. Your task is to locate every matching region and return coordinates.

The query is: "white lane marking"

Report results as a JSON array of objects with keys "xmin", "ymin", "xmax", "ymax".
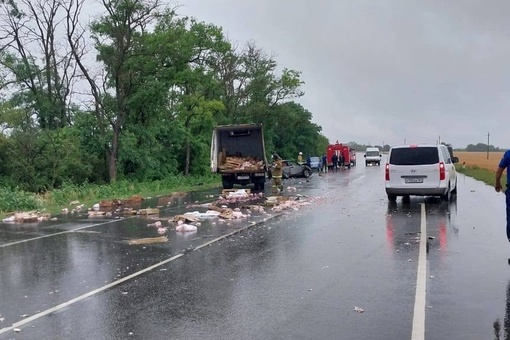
[
  {"xmin": 0, "ymin": 212, "xmax": 284, "ymax": 334},
  {"xmin": 0, "ymin": 252, "xmax": 184, "ymax": 335},
  {"xmin": 412, "ymin": 203, "xmax": 428, "ymax": 340},
  {"xmin": 0, "ymin": 220, "xmax": 125, "ymax": 248}
]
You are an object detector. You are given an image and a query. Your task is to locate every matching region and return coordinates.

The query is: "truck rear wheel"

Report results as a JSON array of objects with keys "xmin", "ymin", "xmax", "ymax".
[
  {"xmin": 222, "ymin": 177, "xmax": 234, "ymax": 189},
  {"xmin": 253, "ymin": 180, "xmax": 265, "ymax": 191}
]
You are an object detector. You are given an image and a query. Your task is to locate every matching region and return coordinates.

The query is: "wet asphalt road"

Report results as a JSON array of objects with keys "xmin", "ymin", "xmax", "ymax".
[{"xmin": 0, "ymin": 155, "xmax": 509, "ymax": 340}]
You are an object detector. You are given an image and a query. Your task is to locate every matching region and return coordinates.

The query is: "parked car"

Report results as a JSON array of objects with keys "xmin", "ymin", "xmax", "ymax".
[
  {"xmin": 309, "ymin": 156, "xmax": 322, "ymax": 171},
  {"xmin": 385, "ymin": 144, "xmax": 459, "ymax": 202},
  {"xmin": 269, "ymin": 159, "xmax": 313, "ymax": 179}
]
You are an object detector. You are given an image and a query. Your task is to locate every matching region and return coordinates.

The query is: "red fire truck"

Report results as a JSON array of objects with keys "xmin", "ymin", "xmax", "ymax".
[{"xmin": 326, "ymin": 142, "xmax": 353, "ymax": 169}]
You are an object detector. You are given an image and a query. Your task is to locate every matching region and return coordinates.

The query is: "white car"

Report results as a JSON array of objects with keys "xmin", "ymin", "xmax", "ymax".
[{"xmin": 385, "ymin": 144, "xmax": 459, "ymax": 202}]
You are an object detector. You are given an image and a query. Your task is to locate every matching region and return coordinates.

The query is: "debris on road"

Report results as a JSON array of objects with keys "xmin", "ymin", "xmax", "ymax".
[
  {"xmin": 88, "ymin": 211, "xmax": 107, "ymax": 217},
  {"xmin": 157, "ymin": 227, "xmax": 168, "ymax": 234},
  {"xmin": 127, "ymin": 236, "xmax": 168, "ymax": 245},
  {"xmin": 172, "ymin": 214, "xmax": 200, "ymax": 223},
  {"xmin": 222, "ymin": 188, "xmax": 251, "ymax": 197},
  {"xmin": 137, "ymin": 208, "xmax": 159, "ymax": 216},
  {"xmin": 146, "ymin": 221, "xmax": 162, "ymax": 228},
  {"xmin": 175, "ymin": 224, "xmax": 198, "ymax": 232},
  {"xmin": 2, "ymin": 211, "xmax": 51, "ymax": 223},
  {"xmin": 354, "ymin": 306, "xmax": 365, "ymax": 313}
]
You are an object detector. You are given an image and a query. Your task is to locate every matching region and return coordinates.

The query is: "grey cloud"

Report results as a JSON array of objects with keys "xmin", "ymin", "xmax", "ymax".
[{"xmin": 179, "ymin": 0, "xmax": 510, "ymax": 148}]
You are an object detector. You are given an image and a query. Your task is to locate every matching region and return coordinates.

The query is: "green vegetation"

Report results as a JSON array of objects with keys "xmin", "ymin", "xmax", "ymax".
[
  {"xmin": 0, "ymin": 0, "xmax": 328, "ymax": 213},
  {"xmin": 457, "ymin": 165, "xmax": 506, "ymax": 188},
  {"xmin": 0, "ymin": 174, "xmax": 220, "ymax": 218}
]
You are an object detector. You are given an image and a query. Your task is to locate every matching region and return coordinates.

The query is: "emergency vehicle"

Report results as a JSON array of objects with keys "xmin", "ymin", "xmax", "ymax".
[{"xmin": 326, "ymin": 142, "xmax": 353, "ymax": 169}]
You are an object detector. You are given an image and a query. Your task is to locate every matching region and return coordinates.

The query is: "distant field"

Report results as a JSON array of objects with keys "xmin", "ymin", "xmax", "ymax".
[{"xmin": 455, "ymin": 151, "xmax": 504, "ymax": 172}]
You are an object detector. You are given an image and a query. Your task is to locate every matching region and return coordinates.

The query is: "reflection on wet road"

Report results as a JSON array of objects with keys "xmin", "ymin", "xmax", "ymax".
[{"xmin": 0, "ymin": 160, "xmax": 509, "ymax": 339}]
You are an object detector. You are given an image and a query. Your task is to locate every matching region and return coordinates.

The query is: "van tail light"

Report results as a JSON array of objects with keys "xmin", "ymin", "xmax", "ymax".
[
  {"xmin": 439, "ymin": 162, "xmax": 445, "ymax": 180},
  {"xmin": 385, "ymin": 163, "xmax": 390, "ymax": 180}
]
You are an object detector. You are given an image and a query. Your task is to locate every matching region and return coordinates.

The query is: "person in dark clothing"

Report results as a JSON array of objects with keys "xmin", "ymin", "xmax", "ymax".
[
  {"xmin": 496, "ymin": 149, "xmax": 510, "ymax": 242},
  {"xmin": 322, "ymin": 154, "xmax": 328, "ymax": 173},
  {"xmin": 332, "ymin": 153, "xmax": 338, "ymax": 172},
  {"xmin": 338, "ymin": 152, "xmax": 345, "ymax": 170}
]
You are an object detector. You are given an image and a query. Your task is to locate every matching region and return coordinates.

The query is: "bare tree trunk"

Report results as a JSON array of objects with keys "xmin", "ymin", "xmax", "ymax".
[
  {"xmin": 109, "ymin": 127, "xmax": 120, "ymax": 182},
  {"xmin": 184, "ymin": 135, "xmax": 191, "ymax": 176}
]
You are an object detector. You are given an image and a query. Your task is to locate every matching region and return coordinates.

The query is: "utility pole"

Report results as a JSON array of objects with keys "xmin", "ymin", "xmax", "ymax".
[
  {"xmin": 487, "ymin": 132, "xmax": 490, "ymax": 159},
  {"xmin": 438, "ymin": 135, "xmax": 441, "ymax": 144},
  {"xmin": 404, "ymin": 138, "xmax": 406, "ymax": 145}
]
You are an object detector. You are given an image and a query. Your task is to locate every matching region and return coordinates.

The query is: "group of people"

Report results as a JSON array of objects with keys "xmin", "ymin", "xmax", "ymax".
[{"xmin": 328, "ymin": 152, "xmax": 346, "ymax": 172}]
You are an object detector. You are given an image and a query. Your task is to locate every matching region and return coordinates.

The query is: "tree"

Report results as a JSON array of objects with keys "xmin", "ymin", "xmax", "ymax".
[
  {"xmin": 0, "ymin": 0, "xmax": 79, "ymax": 128},
  {"xmin": 66, "ymin": 0, "xmax": 164, "ymax": 182}
]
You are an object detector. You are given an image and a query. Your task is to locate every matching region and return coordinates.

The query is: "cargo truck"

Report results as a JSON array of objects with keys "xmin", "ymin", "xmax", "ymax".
[{"xmin": 211, "ymin": 124, "xmax": 268, "ymax": 190}]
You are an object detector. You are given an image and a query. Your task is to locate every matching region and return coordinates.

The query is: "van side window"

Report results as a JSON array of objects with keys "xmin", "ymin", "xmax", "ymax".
[{"xmin": 441, "ymin": 147, "xmax": 451, "ymax": 164}]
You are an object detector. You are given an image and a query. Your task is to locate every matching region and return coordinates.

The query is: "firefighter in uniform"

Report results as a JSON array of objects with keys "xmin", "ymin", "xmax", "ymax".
[{"xmin": 271, "ymin": 154, "xmax": 284, "ymax": 194}]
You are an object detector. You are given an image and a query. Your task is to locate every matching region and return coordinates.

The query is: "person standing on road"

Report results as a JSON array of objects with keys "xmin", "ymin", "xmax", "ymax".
[
  {"xmin": 495, "ymin": 149, "xmax": 510, "ymax": 241},
  {"xmin": 339, "ymin": 152, "xmax": 345, "ymax": 171},
  {"xmin": 322, "ymin": 154, "xmax": 328, "ymax": 173},
  {"xmin": 272, "ymin": 154, "xmax": 284, "ymax": 194},
  {"xmin": 297, "ymin": 152, "xmax": 303, "ymax": 164},
  {"xmin": 332, "ymin": 153, "xmax": 338, "ymax": 172}
]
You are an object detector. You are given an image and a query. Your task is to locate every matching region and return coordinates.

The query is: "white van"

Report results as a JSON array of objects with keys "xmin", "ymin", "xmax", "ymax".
[
  {"xmin": 364, "ymin": 147, "xmax": 382, "ymax": 166},
  {"xmin": 385, "ymin": 144, "xmax": 459, "ymax": 202}
]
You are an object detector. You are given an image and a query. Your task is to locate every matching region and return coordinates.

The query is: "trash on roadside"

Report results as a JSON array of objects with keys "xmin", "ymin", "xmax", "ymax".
[
  {"xmin": 157, "ymin": 227, "xmax": 168, "ymax": 234},
  {"xmin": 172, "ymin": 214, "xmax": 200, "ymax": 223},
  {"xmin": 127, "ymin": 236, "xmax": 168, "ymax": 245},
  {"xmin": 147, "ymin": 221, "xmax": 162, "ymax": 228},
  {"xmin": 2, "ymin": 211, "xmax": 51, "ymax": 223},
  {"xmin": 175, "ymin": 224, "xmax": 198, "ymax": 232},
  {"xmin": 354, "ymin": 306, "xmax": 365, "ymax": 313},
  {"xmin": 137, "ymin": 208, "xmax": 159, "ymax": 216},
  {"xmin": 88, "ymin": 211, "xmax": 106, "ymax": 217},
  {"xmin": 180, "ymin": 210, "xmax": 221, "ymax": 219},
  {"xmin": 222, "ymin": 188, "xmax": 251, "ymax": 197}
]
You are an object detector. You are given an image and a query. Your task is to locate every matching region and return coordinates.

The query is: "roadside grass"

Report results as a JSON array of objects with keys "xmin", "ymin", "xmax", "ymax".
[
  {"xmin": 456, "ymin": 165, "xmax": 506, "ymax": 188},
  {"xmin": 0, "ymin": 174, "xmax": 221, "ymax": 219}
]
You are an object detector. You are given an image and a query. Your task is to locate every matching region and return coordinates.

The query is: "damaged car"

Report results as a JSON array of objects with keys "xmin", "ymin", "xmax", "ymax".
[{"xmin": 269, "ymin": 160, "xmax": 313, "ymax": 179}]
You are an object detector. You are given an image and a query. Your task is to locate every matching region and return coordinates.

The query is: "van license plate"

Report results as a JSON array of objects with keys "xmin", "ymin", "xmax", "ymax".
[
  {"xmin": 237, "ymin": 176, "xmax": 250, "ymax": 180},
  {"xmin": 405, "ymin": 178, "xmax": 423, "ymax": 183}
]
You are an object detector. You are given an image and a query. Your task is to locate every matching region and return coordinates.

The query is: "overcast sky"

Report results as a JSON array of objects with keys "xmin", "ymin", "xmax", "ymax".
[{"xmin": 176, "ymin": 0, "xmax": 510, "ymax": 149}]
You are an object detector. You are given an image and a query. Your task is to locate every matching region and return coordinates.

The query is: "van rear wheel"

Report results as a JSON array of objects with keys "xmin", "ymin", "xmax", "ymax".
[
  {"xmin": 387, "ymin": 194, "xmax": 397, "ymax": 202},
  {"xmin": 441, "ymin": 186, "xmax": 451, "ymax": 201}
]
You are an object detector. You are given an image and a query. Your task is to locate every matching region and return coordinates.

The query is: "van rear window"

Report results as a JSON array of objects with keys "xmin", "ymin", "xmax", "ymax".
[
  {"xmin": 366, "ymin": 151, "xmax": 379, "ymax": 156},
  {"xmin": 389, "ymin": 147, "xmax": 439, "ymax": 165}
]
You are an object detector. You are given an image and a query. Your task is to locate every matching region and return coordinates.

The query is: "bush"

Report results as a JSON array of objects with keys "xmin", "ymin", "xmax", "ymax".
[{"xmin": 0, "ymin": 187, "xmax": 43, "ymax": 213}]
